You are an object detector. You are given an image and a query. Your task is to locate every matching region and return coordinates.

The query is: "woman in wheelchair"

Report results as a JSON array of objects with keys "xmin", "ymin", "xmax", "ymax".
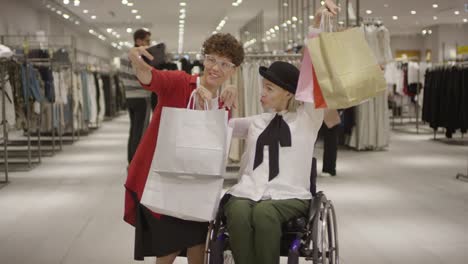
[{"xmin": 219, "ymin": 60, "xmax": 323, "ymax": 264}]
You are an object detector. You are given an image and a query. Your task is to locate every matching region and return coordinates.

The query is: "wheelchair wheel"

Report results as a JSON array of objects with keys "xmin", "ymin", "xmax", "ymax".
[
  {"xmin": 205, "ymin": 224, "xmax": 235, "ymax": 264},
  {"xmin": 320, "ymin": 201, "xmax": 339, "ymax": 264}
]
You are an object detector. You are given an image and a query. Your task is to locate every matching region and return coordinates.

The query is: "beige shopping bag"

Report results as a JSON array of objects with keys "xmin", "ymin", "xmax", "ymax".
[{"xmin": 307, "ymin": 27, "xmax": 387, "ymax": 109}]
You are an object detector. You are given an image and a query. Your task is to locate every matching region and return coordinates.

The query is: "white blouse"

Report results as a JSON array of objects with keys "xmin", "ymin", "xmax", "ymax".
[{"xmin": 227, "ymin": 103, "xmax": 324, "ymax": 201}]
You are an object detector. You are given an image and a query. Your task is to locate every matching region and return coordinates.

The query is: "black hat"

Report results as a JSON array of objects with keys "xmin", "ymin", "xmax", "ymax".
[{"xmin": 259, "ymin": 61, "xmax": 300, "ymax": 94}]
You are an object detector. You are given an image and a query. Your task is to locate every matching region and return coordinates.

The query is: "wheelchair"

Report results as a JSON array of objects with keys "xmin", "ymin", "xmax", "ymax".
[{"xmin": 204, "ymin": 158, "xmax": 340, "ymax": 264}]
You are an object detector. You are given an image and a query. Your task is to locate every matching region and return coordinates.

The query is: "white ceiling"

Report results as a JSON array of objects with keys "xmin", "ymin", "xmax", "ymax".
[{"xmin": 43, "ymin": 0, "xmax": 468, "ymax": 53}]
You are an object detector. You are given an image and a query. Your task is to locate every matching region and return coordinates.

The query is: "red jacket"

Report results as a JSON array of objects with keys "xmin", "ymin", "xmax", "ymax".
[{"xmin": 124, "ymin": 69, "xmax": 229, "ymax": 226}]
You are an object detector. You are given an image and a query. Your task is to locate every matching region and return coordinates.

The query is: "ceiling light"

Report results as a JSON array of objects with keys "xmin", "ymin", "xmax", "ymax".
[
  {"xmin": 83, "ymin": 9, "xmax": 88, "ymax": 13},
  {"xmin": 292, "ymin": 16, "xmax": 298, "ymax": 21},
  {"xmin": 292, "ymin": 24, "xmax": 296, "ymax": 28},
  {"xmin": 411, "ymin": 10, "xmax": 416, "ymax": 15},
  {"xmin": 126, "ymin": 28, "xmax": 133, "ymax": 33},
  {"xmin": 116, "ymin": 34, "xmax": 120, "ymax": 38},
  {"xmin": 432, "ymin": 4, "xmax": 438, "ymax": 8},
  {"xmin": 74, "ymin": 0, "xmax": 80, "ymax": 6},
  {"xmin": 180, "ymin": 8, "xmax": 186, "ymax": 13},
  {"xmin": 63, "ymin": 0, "xmax": 69, "ymax": 4},
  {"xmin": 179, "ymin": 20, "xmax": 185, "ymax": 24},
  {"xmin": 131, "ymin": 9, "xmax": 138, "ymax": 13},
  {"xmin": 464, "ymin": 18, "xmax": 468, "ymax": 23},
  {"xmin": 274, "ymin": 26, "xmax": 279, "ymax": 30},
  {"xmin": 283, "ymin": 2, "xmax": 288, "ymax": 7},
  {"xmin": 111, "ymin": 42, "xmax": 117, "ymax": 48},
  {"xmin": 143, "ymin": 27, "xmax": 149, "ymax": 31},
  {"xmin": 107, "ymin": 28, "xmax": 112, "ymax": 33},
  {"xmin": 433, "ymin": 16, "xmax": 438, "ymax": 20},
  {"xmin": 46, "ymin": 4, "xmax": 51, "ymax": 8},
  {"xmin": 338, "ymin": 21, "xmax": 344, "ymax": 25},
  {"xmin": 213, "ymin": 31, "xmax": 217, "ymax": 34},
  {"xmin": 232, "ymin": 2, "xmax": 238, "ymax": 6},
  {"xmin": 272, "ymin": 33, "xmax": 276, "ymax": 37},
  {"xmin": 91, "ymin": 15, "xmax": 96, "ymax": 19},
  {"xmin": 151, "ymin": 41, "xmax": 158, "ymax": 45},
  {"xmin": 309, "ymin": 15, "xmax": 315, "ymax": 19},
  {"xmin": 63, "ymin": 14, "xmax": 70, "ymax": 19},
  {"xmin": 270, "ymin": 28, "xmax": 275, "ymax": 33},
  {"xmin": 112, "ymin": 31, "xmax": 117, "ymax": 35},
  {"xmin": 136, "ymin": 15, "xmax": 141, "ymax": 19},
  {"xmin": 51, "ymin": 7, "xmax": 56, "ymax": 11},
  {"xmin": 180, "ymin": 14, "xmax": 186, "ymax": 19},
  {"xmin": 287, "ymin": 20, "xmax": 291, "ymax": 24},
  {"xmin": 428, "ymin": 30, "xmax": 432, "ymax": 34},
  {"xmin": 266, "ymin": 31, "xmax": 270, "ymax": 35},
  {"xmin": 127, "ymin": 2, "xmax": 134, "ymax": 7},
  {"xmin": 180, "ymin": 2, "xmax": 186, "ymax": 6},
  {"xmin": 454, "ymin": 11, "xmax": 460, "ymax": 15},
  {"xmin": 384, "ymin": 4, "xmax": 389, "ymax": 8},
  {"xmin": 267, "ymin": 36, "xmax": 271, "ymax": 40},
  {"xmin": 57, "ymin": 10, "xmax": 62, "ymax": 15},
  {"xmin": 366, "ymin": 10, "xmax": 373, "ymax": 15},
  {"xmin": 422, "ymin": 30, "xmax": 427, "ymax": 35},
  {"xmin": 122, "ymin": 0, "xmax": 128, "ymax": 4},
  {"xmin": 392, "ymin": 16, "xmax": 398, "ymax": 20},
  {"xmin": 89, "ymin": 29, "xmax": 94, "ymax": 34},
  {"xmin": 321, "ymin": 1, "xmax": 325, "ymax": 5}
]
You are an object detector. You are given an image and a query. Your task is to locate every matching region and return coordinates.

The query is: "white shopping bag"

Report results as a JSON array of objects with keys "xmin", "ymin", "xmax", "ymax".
[
  {"xmin": 141, "ymin": 91, "xmax": 232, "ymax": 221},
  {"xmin": 141, "ymin": 172, "xmax": 224, "ymax": 222}
]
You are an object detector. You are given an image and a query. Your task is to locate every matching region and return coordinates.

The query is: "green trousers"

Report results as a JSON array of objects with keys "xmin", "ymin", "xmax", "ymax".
[{"xmin": 224, "ymin": 197, "xmax": 309, "ymax": 264}]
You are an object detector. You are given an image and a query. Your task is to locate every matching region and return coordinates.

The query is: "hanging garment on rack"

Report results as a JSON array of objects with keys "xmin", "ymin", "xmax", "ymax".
[
  {"xmin": 21, "ymin": 63, "xmax": 43, "ymax": 102},
  {"xmin": 80, "ymin": 71, "xmax": 90, "ymax": 122},
  {"xmin": 6, "ymin": 62, "xmax": 27, "ymax": 129},
  {"xmin": 73, "ymin": 72, "xmax": 84, "ymax": 130},
  {"xmin": 0, "ymin": 73, "xmax": 17, "ymax": 130},
  {"xmin": 363, "ymin": 24, "xmax": 393, "ymax": 65},
  {"xmin": 98, "ymin": 75, "xmax": 106, "ymax": 124},
  {"xmin": 36, "ymin": 66, "xmax": 55, "ymax": 103},
  {"xmin": 242, "ymin": 62, "xmax": 263, "ymax": 117},
  {"xmin": 422, "ymin": 66, "xmax": 468, "ymax": 138},
  {"xmin": 87, "ymin": 72, "xmax": 98, "ymax": 127},
  {"xmin": 347, "ymin": 92, "xmax": 389, "ymax": 150}
]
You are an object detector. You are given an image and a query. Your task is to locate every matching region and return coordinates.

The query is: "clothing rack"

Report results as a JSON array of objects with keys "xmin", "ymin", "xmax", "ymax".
[
  {"xmin": 0, "ymin": 35, "xmax": 77, "ymax": 173},
  {"xmin": 0, "ymin": 58, "xmax": 11, "ymax": 183}
]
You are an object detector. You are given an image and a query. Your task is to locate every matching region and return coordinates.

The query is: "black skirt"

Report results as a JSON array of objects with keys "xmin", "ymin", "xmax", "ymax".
[{"xmin": 132, "ymin": 192, "xmax": 209, "ymax": 260}]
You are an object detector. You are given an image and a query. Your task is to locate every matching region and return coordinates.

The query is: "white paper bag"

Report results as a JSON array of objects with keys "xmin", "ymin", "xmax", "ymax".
[
  {"xmin": 141, "ymin": 91, "xmax": 232, "ymax": 221},
  {"xmin": 141, "ymin": 172, "xmax": 224, "ymax": 222}
]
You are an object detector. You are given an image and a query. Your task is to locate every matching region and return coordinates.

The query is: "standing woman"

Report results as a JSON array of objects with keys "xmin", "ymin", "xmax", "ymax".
[{"xmin": 124, "ymin": 33, "xmax": 244, "ymax": 264}]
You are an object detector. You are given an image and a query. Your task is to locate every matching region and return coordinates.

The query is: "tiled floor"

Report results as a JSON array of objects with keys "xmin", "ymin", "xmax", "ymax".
[{"xmin": 0, "ymin": 115, "xmax": 467, "ymax": 264}]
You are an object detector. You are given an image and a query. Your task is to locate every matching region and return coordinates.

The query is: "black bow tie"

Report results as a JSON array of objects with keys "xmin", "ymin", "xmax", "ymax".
[{"xmin": 253, "ymin": 114, "xmax": 292, "ymax": 181}]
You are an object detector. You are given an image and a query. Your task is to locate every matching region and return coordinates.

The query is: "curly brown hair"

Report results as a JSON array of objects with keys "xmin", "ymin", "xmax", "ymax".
[{"xmin": 202, "ymin": 33, "xmax": 245, "ymax": 66}]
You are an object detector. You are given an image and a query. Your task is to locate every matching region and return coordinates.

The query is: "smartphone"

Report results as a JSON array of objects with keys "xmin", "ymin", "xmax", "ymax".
[{"xmin": 143, "ymin": 43, "xmax": 166, "ymax": 68}]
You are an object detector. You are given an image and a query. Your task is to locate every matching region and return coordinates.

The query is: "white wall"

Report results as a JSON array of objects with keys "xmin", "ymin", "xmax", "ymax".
[
  {"xmin": 391, "ymin": 23, "xmax": 468, "ymax": 63},
  {"xmin": 0, "ymin": 0, "xmax": 116, "ymax": 60}
]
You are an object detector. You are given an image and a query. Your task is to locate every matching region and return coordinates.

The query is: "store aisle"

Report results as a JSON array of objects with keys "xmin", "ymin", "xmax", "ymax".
[{"xmin": 0, "ymin": 116, "xmax": 467, "ymax": 264}]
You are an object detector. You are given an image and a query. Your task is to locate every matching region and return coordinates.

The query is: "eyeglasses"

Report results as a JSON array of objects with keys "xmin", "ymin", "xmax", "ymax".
[{"xmin": 203, "ymin": 55, "xmax": 236, "ymax": 72}]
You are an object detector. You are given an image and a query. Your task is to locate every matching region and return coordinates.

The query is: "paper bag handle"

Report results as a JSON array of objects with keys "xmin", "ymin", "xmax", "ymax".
[{"xmin": 187, "ymin": 90, "xmax": 209, "ymax": 110}]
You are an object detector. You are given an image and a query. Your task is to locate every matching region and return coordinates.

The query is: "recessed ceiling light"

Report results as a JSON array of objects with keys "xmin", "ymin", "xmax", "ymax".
[
  {"xmin": 338, "ymin": 21, "xmax": 344, "ymax": 25},
  {"xmin": 321, "ymin": 1, "xmax": 325, "ymax": 5},
  {"xmin": 131, "ymin": 9, "xmax": 138, "ymax": 13},
  {"xmin": 51, "ymin": 7, "xmax": 56, "ymax": 11},
  {"xmin": 74, "ymin": 0, "xmax": 80, "ymax": 6},
  {"xmin": 432, "ymin": 4, "xmax": 438, "ymax": 8},
  {"xmin": 292, "ymin": 16, "xmax": 298, "ymax": 21},
  {"xmin": 116, "ymin": 34, "xmax": 120, "ymax": 38},
  {"xmin": 75, "ymin": 21, "xmax": 80, "ymax": 25},
  {"xmin": 126, "ymin": 28, "xmax": 133, "ymax": 33},
  {"xmin": 91, "ymin": 15, "xmax": 96, "ymax": 19},
  {"xmin": 180, "ymin": 2, "xmax": 186, "ymax": 6},
  {"xmin": 433, "ymin": 16, "xmax": 438, "ymax": 20},
  {"xmin": 274, "ymin": 26, "xmax": 279, "ymax": 30},
  {"xmin": 63, "ymin": 14, "xmax": 69, "ymax": 19},
  {"xmin": 122, "ymin": 0, "xmax": 128, "ymax": 4},
  {"xmin": 46, "ymin": 4, "xmax": 51, "ymax": 8},
  {"xmin": 366, "ymin": 10, "xmax": 373, "ymax": 15},
  {"xmin": 309, "ymin": 15, "xmax": 315, "ymax": 19},
  {"xmin": 287, "ymin": 20, "xmax": 291, "ymax": 24},
  {"xmin": 136, "ymin": 15, "xmax": 141, "ymax": 19},
  {"xmin": 83, "ymin": 9, "xmax": 88, "ymax": 13},
  {"xmin": 464, "ymin": 18, "xmax": 468, "ymax": 23},
  {"xmin": 57, "ymin": 10, "xmax": 62, "ymax": 15},
  {"xmin": 127, "ymin": 2, "xmax": 134, "ymax": 7},
  {"xmin": 428, "ymin": 30, "xmax": 432, "ymax": 34},
  {"xmin": 106, "ymin": 28, "xmax": 112, "ymax": 33},
  {"xmin": 392, "ymin": 16, "xmax": 398, "ymax": 20},
  {"xmin": 89, "ymin": 29, "xmax": 94, "ymax": 34},
  {"xmin": 411, "ymin": 10, "xmax": 416, "ymax": 15},
  {"xmin": 454, "ymin": 11, "xmax": 460, "ymax": 15},
  {"xmin": 283, "ymin": 2, "xmax": 288, "ymax": 7},
  {"xmin": 112, "ymin": 31, "xmax": 117, "ymax": 35},
  {"xmin": 422, "ymin": 29, "xmax": 427, "ymax": 35},
  {"xmin": 270, "ymin": 28, "xmax": 275, "ymax": 33},
  {"xmin": 63, "ymin": 0, "xmax": 69, "ymax": 4}
]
